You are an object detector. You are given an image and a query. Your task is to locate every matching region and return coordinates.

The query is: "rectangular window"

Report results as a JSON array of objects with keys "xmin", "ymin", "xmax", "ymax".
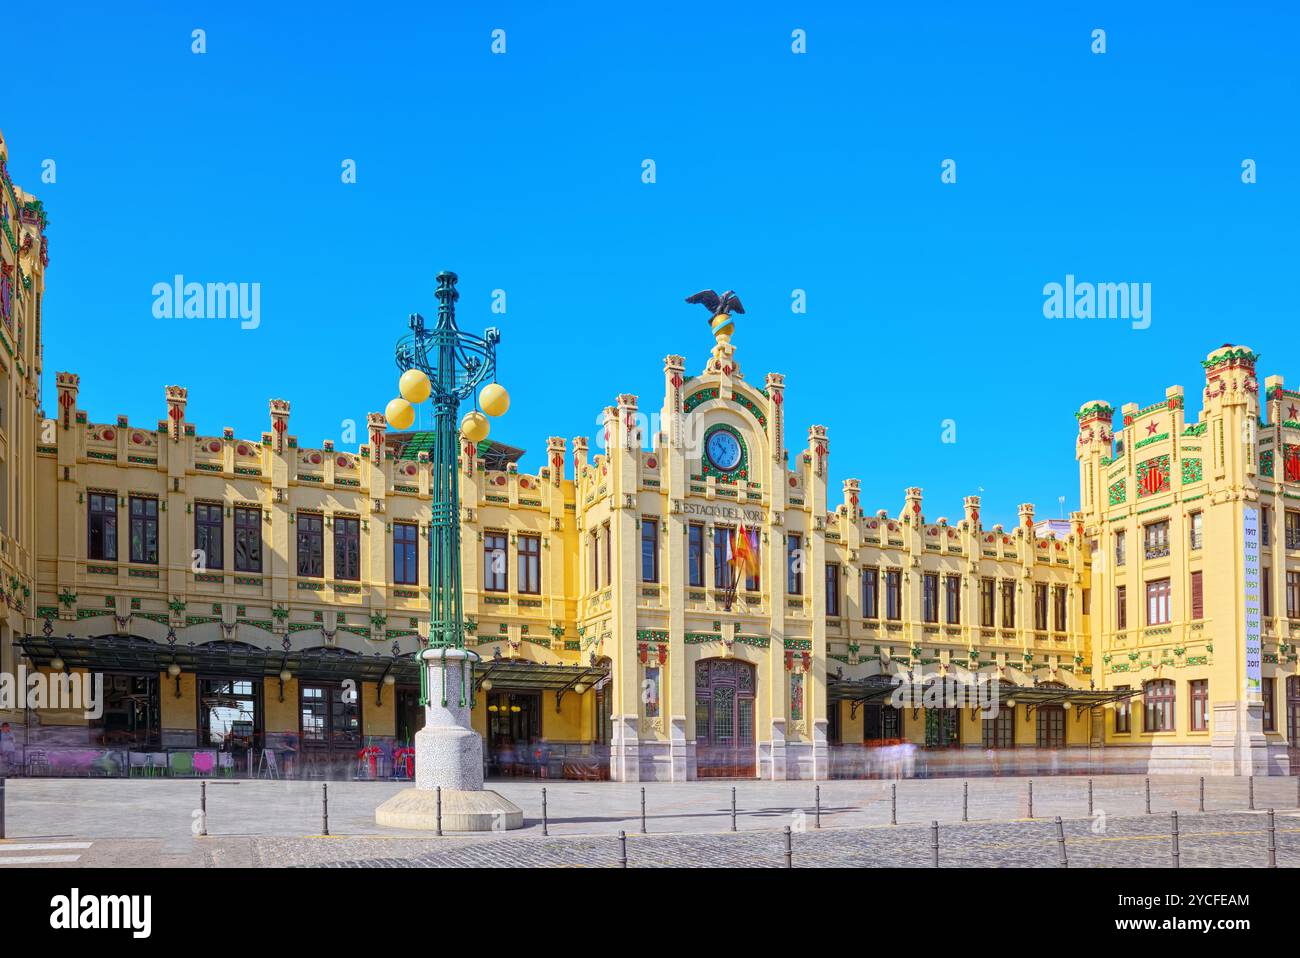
[
  {"xmin": 1116, "ymin": 585, "xmax": 1127, "ymax": 630},
  {"xmin": 825, "ymin": 563, "xmax": 841, "ymax": 617},
  {"xmin": 1145, "ymin": 578, "xmax": 1171, "ymax": 625},
  {"xmin": 590, "ymin": 531, "xmax": 599, "ymax": 591},
  {"xmin": 1263, "ymin": 569, "xmax": 1273, "ymax": 618},
  {"xmin": 689, "ymin": 524, "xmax": 706, "ymax": 588},
  {"xmin": 334, "ymin": 516, "xmax": 361, "ymax": 581},
  {"xmin": 922, "ymin": 573, "xmax": 939, "ymax": 623},
  {"xmin": 1000, "ymin": 580, "xmax": 1016, "ymax": 629},
  {"xmin": 194, "ymin": 502, "xmax": 224, "ymax": 570},
  {"xmin": 1288, "ymin": 571, "xmax": 1300, "ymax": 619},
  {"xmin": 944, "ymin": 575, "xmax": 960, "ymax": 625},
  {"xmin": 393, "ymin": 522, "xmax": 418, "ymax": 585},
  {"xmin": 88, "ymin": 492, "xmax": 118, "ymax": 562},
  {"xmin": 641, "ymin": 518, "xmax": 659, "ymax": 583},
  {"xmin": 1262, "ymin": 506, "xmax": 1271, "ymax": 547},
  {"xmin": 1033, "ymin": 583, "xmax": 1048, "ymax": 631},
  {"xmin": 1143, "ymin": 520, "xmax": 1170, "ymax": 560},
  {"xmin": 1261, "ymin": 677, "xmax": 1275, "ymax": 732},
  {"xmin": 1114, "ymin": 685, "xmax": 1132, "ymax": 733},
  {"xmin": 129, "ymin": 496, "xmax": 159, "ymax": 564},
  {"xmin": 713, "ymin": 526, "xmax": 731, "ymax": 590},
  {"xmin": 1144, "ymin": 680, "xmax": 1176, "ymax": 732},
  {"xmin": 886, "ymin": 570, "xmax": 902, "ymax": 621},
  {"xmin": 1190, "ymin": 679, "xmax": 1210, "ymax": 732},
  {"xmin": 1287, "ymin": 511, "xmax": 1300, "ymax": 551},
  {"xmin": 862, "ymin": 567, "xmax": 879, "ymax": 619},
  {"xmin": 483, "ymin": 531, "xmax": 508, "ymax": 592},
  {"xmin": 603, "ymin": 523, "xmax": 611, "ymax": 588},
  {"xmin": 982, "ymin": 708, "xmax": 1015, "ymax": 749},
  {"xmin": 1052, "ymin": 585, "xmax": 1067, "ymax": 632},
  {"xmin": 234, "ymin": 506, "xmax": 262, "ymax": 573},
  {"xmin": 1190, "ymin": 570, "xmax": 1204, "ymax": 620},
  {"xmin": 979, "ymin": 578, "xmax": 995, "ymax": 628},
  {"xmin": 1189, "ymin": 511, "xmax": 1203, "ymax": 551},
  {"xmin": 296, "ymin": 513, "xmax": 324, "ymax": 578},
  {"xmin": 1115, "ymin": 529, "xmax": 1126, "ymax": 566},
  {"xmin": 517, "ymin": 534, "xmax": 541, "ymax": 594},
  {"xmin": 785, "ymin": 533, "xmax": 802, "ymax": 595}
]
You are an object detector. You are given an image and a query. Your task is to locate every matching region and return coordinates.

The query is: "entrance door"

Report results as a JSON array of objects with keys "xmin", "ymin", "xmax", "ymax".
[
  {"xmin": 1288, "ymin": 677, "xmax": 1300, "ymax": 774},
  {"xmin": 1036, "ymin": 683, "xmax": 1067, "ymax": 749},
  {"xmin": 485, "ymin": 692, "xmax": 541, "ymax": 776},
  {"xmin": 396, "ymin": 686, "xmax": 424, "ymax": 745},
  {"xmin": 198, "ymin": 677, "xmax": 263, "ymax": 775},
  {"xmin": 694, "ymin": 659, "xmax": 756, "ymax": 778},
  {"xmin": 299, "ymin": 683, "xmax": 362, "ymax": 778}
]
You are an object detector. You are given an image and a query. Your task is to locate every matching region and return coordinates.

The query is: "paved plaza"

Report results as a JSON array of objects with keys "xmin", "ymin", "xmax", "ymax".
[{"xmin": 2, "ymin": 774, "xmax": 1297, "ymax": 867}]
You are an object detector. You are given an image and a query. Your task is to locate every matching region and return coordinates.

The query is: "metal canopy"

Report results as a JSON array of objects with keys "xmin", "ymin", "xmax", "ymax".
[{"xmin": 18, "ymin": 635, "xmax": 608, "ymax": 700}]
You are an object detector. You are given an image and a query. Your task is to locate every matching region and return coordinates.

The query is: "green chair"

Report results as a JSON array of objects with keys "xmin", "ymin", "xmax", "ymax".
[{"xmin": 168, "ymin": 751, "xmax": 194, "ymax": 777}]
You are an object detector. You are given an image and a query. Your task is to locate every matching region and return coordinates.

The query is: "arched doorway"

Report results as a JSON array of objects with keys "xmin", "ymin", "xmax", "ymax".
[
  {"xmin": 694, "ymin": 658, "xmax": 756, "ymax": 778},
  {"xmin": 1035, "ymin": 682, "xmax": 1067, "ymax": 749}
]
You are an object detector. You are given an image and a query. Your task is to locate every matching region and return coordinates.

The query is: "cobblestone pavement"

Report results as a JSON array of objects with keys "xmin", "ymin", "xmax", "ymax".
[{"xmin": 3, "ymin": 774, "xmax": 1299, "ymax": 866}]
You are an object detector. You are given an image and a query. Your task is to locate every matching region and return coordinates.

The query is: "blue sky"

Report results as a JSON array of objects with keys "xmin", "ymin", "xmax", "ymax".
[{"xmin": 6, "ymin": 1, "xmax": 1298, "ymax": 525}]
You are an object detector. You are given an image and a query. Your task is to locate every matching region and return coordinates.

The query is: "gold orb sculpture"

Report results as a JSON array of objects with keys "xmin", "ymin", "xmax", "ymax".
[
  {"xmin": 385, "ymin": 397, "xmax": 414, "ymax": 430},
  {"xmin": 479, "ymin": 382, "xmax": 510, "ymax": 417},
  {"xmin": 399, "ymin": 368, "xmax": 431, "ymax": 404},
  {"xmin": 461, "ymin": 410, "xmax": 490, "ymax": 443}
]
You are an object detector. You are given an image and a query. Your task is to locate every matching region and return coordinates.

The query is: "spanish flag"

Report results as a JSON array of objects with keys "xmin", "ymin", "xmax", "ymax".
[{"xmin": 731, "ymin": 523, "xmax": 759, "ymax": 581}]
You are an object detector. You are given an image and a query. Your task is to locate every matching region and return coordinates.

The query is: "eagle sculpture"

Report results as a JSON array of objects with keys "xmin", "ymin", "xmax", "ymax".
[{"xmin": 685, "ymin": 289, "xmax": 745, "ymax": 321}]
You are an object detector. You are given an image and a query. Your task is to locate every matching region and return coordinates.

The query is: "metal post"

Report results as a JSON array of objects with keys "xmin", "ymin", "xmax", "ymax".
[
  {"xmin": 1171, "ymin": 811, "xmax": 1179, "ymax": 868},
  {"xmin": 963, "ymin": 781, "xmax": 968, "ymax": 822},
  {"xmin": 1145, "ymin": 777, "xmax": 1151, "ymax": 814},
  {"xmin": 1027, "ymin": 779, "xmax": 1034, "ymax": 819},
  {"xmin": 640, "ymin": 786, "xmax": 646, "ymax": 834},
  {"xmin": 783, "ymin": 825, "xmax": 792, "ymax": 868},
  {"xmin": 542, "ymin": 787, "xmax": 549, "ymax": 836},
  {"xmin": 891, "ymin": 783, "xmax": 897, "ymax": 825},
  {"xmin": 618, "ymin": 829, "xmax": 627, "ymax": 868},
  {"xmin": 321, "ymin": 783, "xmax": 328, "ymax": 836},
  {"xmin": 1055, "ymin": 816, "xmax": 1068, "ymax": 868},
  {"xmin": 1249, "ymin": 775, "xmax": 1255, "ymax": 811},
  {"xmin": 0, "ymin": 776, "xmax": 5, "ymax": 840},
  {"xmin": 1199, "ymin": 776, "xmax": 1205, "ymax": 812},
  {"xmin": 200, "ymin": 781, "xmax": 208, "ymax": 837},
  {"xmin": 1267, "ymin": 809, "xmax": 1277, "ymax": 868},
  {"xmin": 1087, "ymin": 778, "xmax": 1093, "ymax": 817},
  {"xmin": 436, "ymin": 785, "xmax": 443, "ymax": 836},
  {"xmin": 930, "ymin": 820, "xmax": 939, "ymax": 867},
  {"xmin": 815, "ymin": 785, "xmax": 821, "ymax": 829},
  {"xmin": 731, "ymin": 787, "xmax": 737, "ymax": 832}
]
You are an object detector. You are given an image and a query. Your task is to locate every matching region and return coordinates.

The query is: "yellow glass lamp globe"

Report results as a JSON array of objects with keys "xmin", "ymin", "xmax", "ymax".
[
  {"xmin": 385, "ymin": 397, "xmax": 415, "ymax": 430},
  {"xmin": 461, "ymin": 410, "xmax": 490, "ymax": 443},
  {"xmin": 399, "ymin": 368, "xmax": 431, "ymax": 404},
  {"xmin": 479, "ymin": 382, "xmax": 510, "ymax": 418}
]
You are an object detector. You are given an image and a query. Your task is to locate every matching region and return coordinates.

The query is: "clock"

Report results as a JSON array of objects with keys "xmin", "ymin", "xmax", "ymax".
[{"xmin": 705, "ymin": 429, "xmax": 743, "ymax": 472}]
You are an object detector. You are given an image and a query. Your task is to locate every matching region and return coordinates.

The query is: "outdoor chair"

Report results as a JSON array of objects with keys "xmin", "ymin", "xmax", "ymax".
[
  {"xmin": 193, "ymin": 751, "xmax": 216, "ymax": 776},
  {"xmin": 148, "ymin": 753, "xmax": 169, "ymax": 778},
  {"xmin": 128, "ymin": 752, "xmax": 150, "ymax": 777},
  {"xmin": 218, "ymin": 752, "xmax": 235, "ymax": 778},
  {"xmin": 25, "ymin": 748, "xmax": 49, "ymax": 776},
  {"xmin": 168, "ymin": 751, "xmax": 194, "ymax": 777}
]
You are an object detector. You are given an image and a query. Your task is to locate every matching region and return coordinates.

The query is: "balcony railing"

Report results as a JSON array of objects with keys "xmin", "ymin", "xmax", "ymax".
[{"xmin": 1145, "ymin": 545, "xmax": 1170, "ymax": 560}]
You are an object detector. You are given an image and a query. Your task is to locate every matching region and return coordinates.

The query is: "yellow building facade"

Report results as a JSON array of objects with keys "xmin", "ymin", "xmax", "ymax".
[{"xmin": 1, "ymin": 127, "xmax": 1294, "ymax": 780}]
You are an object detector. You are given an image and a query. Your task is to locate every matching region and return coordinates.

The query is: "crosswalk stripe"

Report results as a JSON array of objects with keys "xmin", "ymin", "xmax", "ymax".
[
  {"xmin": 0, "ymin": 842, "xmax": 93, "ymax": 851},
  {"xmin": 0, "ymin": 855, "xmax": 83, "ymax": 865}
]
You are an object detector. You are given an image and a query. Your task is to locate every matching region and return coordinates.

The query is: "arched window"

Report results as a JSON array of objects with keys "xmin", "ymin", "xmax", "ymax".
[{"xmin": 1143, "ymin": 679, "xmax": 1176, "ymax": 732}]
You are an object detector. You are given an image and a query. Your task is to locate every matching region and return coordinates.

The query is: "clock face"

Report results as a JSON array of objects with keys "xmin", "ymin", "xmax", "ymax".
[{"xmin": 705, "ymin": 430, "xmax": 742, "ymax": 472}]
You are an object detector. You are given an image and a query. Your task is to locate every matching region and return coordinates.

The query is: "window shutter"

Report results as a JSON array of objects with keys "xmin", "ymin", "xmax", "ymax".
[{"xmin": 1190, "ymin": 570, "xmax": 1203, "ymax": 620}]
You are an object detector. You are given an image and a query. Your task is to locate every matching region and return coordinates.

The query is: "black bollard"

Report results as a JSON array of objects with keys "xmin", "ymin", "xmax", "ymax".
[
  {"xmin": 1249, "ymin": 775, "xmax": 1256, "ymax": 811},
  {"xmin": 1088, "ymin": 778, "xmax": 1093, "ymax": 817},
  {"xmin": 200, "ymin": 781, "xmax": 208, "ymax": 837},
  {"xmin": 0, "ymin": 776, "xmax": 5, "ymax": 840},
  {"xmin": 815, "ymin": 786, "xmax": 821, "ymax": 829},
  {"xmin": 618, "ymin": 829, "xmax": 627, "ymax": 868},
  {"xmin": 930, "ymin": 820, "xmax": 939, "ymax": 867},
  {"xmin": 1171, "ymin": 811, "xmax": 1180, "ymax": 868},
  {"xmin": 784, "ymin": 825, "xmax": 792, "ymax": 868},
  {"xmin": 1145, "ymin": 777, "xmax": 1151, "ymax": 814},
  {"xmin": 1267, "ymin": 809, "xmax": 1277, "ymax": 868},
  {"xmin": 1199, "ymin": 776, "xmax": 1205, "ymax": 813},
  {"xmin": 963, "ymin": 781, "xmax": 969, "ymax": 822},
  {"xmin": 321, "ymin": 783, "xmax": 328, "ymax": 836},
  {"xmin": 1027, "ymin": 779, "xmax": 1034, "ymax": 819},
  {"xmin": 436, "ymin": 785, "xmax": 442, "ymax": 837},
  {"xmin": 640, "ymin": 787, "xmax": 647, "ymax": 834},
  {"xmin": 542, "ymin": 787, "xmax": 548, "ymax": 836},
  {"xmin": 1055, "ymin": 816, "xmax": 1068, "ymax": 868},
  {"xmin": 891, "ymin": 783, "xmax": 897, "ymax": 825},
  {"xmin": 731, "ymin": 787, "xmax": 737, "ymax": 832}
]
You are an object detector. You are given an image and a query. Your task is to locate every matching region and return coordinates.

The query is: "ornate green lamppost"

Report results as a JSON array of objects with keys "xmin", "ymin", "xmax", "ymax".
[{"xmin": 375, "ymin": 270, "xmax": 522, "ymax": 831}]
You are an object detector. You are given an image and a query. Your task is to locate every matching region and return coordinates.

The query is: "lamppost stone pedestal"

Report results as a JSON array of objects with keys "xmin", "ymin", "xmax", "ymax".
[{"xmin": 375, "ymin": 648, "xmax": 523, "ymax": 831}]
